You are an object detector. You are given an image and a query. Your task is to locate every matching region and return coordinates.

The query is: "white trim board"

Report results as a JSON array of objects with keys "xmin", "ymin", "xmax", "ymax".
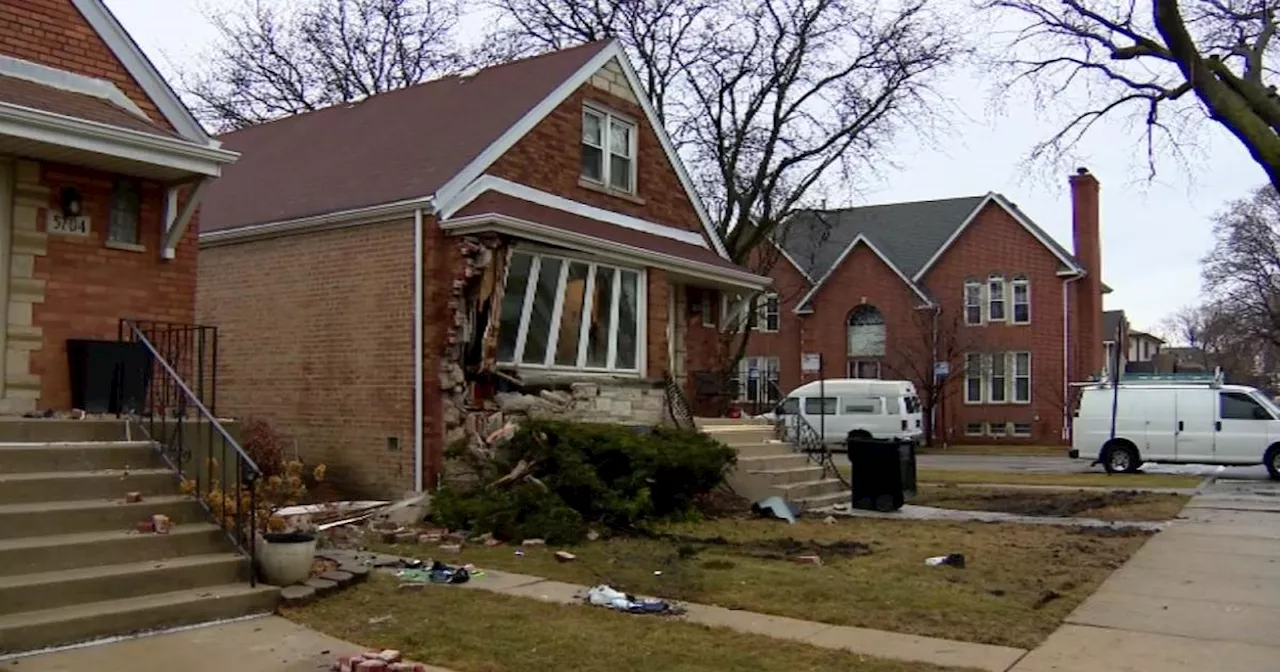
[
  {"xmin": 911, "ymin": 192, "xmax": 1084, "ymax": 282},
  {"xmin": 441, "ymin": 213, "xmax": 770, "ymax": 291},
  {"xmin": 199, "ymin": 196, "xmax": 433, "ymax": 247},
  {"xmin": 791, "ymin": 234, "xmax": 931, "ymax": 313},
  {"xmin": 72, "ymin": 0, "xmax": 214, "ymax": 145},
  {"xmin": 0, "ymin": 102, "xmax": 237, "ymax": 177},
  {"xmin": 439, "ymin": 175, "xmax": 706, "ymax": 247},
  {"xmin": 431, "ymin": 41, "xmax": 733, "ymax": 261},
  {"xmin": 0, "ymin": 55, "xmax": 147, "ymax": 120}
]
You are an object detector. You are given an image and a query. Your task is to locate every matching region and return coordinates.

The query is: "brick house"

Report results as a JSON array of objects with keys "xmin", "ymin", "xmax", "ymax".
[
  {"xmin": 0, "ymin": 0, "xmax": 236, "ymax": 412},
  {"xmin": 196, "ymin": 41, "xmax": 769, "ymax": 496},
  {"xmin": 740, "ymin": 169, "xmax": 1110, "ymax": 444}
]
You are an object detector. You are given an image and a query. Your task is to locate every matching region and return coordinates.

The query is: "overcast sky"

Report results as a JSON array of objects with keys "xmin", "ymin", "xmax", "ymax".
[{"xmin": 104, "ymin": 0, "xmax": 1264, "ymax": 336}]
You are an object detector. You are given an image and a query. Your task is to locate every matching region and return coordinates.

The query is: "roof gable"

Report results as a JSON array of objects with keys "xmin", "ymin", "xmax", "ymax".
[
  {"xmin": 202, "ymin": 41, "xmax": 611, "ymax": 233},
  {"xmin": 794, "ymin": 234, "xmax": 931, "ymax": 312},
  {"xmin": 912, "ymin": 193, "xmax": 1083, "ymax": 281}
]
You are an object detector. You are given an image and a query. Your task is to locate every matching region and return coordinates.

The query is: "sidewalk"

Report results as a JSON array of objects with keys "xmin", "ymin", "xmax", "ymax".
[
  {"xmin": 1011, "ymin": 487, "xmax": 1280, "ymax": 672},
  {"xmin": 5, "ymin": 615, "xmax": 456, "ymax": 672},
  {"xmin": 459, "ymin": 567, "xmax": 1027, "ymax": 672}
]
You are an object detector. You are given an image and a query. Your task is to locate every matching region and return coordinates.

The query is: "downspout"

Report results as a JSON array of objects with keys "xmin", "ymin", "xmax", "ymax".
[
  {"xmin": 413, "ymin": 208, "xmax": 424, "ymax": 492},
  {"xmin": 1062, "ymin": 273, "xmax": 1083, "ymax": 441}
]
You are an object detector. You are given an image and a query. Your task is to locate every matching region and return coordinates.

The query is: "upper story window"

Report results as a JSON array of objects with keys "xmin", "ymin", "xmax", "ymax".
[
  {"xmin": 847, "ymin": 305, "xmax": 886, "ymax": 357},
  {"xmin": 759, "ymin": 293, "xmax": 780, "ymax": 333},
  {"xmin": 988, "ymin": 274, "xmax": 1006, "ymax": 322},
  {"xmin": 581, "ymin": 107, "xmax": 636, "ymax": 193},
  {"xmin": 109, "ymin": 179, "xmax": 141, "ymax": 245},
  {"xmin": 496, "ymin": 250, "xmax": 643, "ymax": 373},
  {"xmin": 1011, "ymin": 276, "xmax": 1030, "ymax": 324},
  {"xmin": 964, "ymin": 280, "xmax": 982, "ymax": 325}
]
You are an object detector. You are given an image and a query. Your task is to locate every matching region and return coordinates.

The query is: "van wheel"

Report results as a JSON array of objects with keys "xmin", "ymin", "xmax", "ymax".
[
  {"xmin": 1265, "ymin": 445, "xmax": 1280, "ymax": 481},
  {"xmin": 1102, "ymin": 441, "xmax": 1140, "ymax": 474}
]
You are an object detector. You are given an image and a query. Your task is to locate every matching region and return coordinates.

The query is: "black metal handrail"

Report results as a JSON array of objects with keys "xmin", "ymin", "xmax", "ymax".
[
  {"xmin": 118, "ymin": 319, "xmax": 261, "ymax": 585},
  {"xmin": 775, "ymin": 411, "xmax": 850, "ymax": 488},
  {"xmin": 663, "ymin": 370, "xmax": 696, "ymax": 431}
]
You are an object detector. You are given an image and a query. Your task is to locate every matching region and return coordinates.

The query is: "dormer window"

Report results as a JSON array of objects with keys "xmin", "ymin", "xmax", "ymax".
[{"xmin": 582, "ymin": 106, "xmax": 636, "ymax": 193}]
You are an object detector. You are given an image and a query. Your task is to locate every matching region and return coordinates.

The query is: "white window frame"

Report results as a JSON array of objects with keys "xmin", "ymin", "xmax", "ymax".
[
  {"xmin": 964, "ymin": 280, "xmax": 982, "ymax": 325},
  {"xmin": 1012, "ymin": 422, "xmax": 1032, "ymax": 437},
  {"xmin": 964, "ymin": 422, "xmax": 986, "ymax": 437},
  {"xmin": 988, "ymin": 275, "xmax": 1006, "ymax": 323},
  {"xmin": 499, "ymin": 249, "xmax": 646, "ymax": 374},
  {"xmin": 758, "ymin": 292, "xmax": 780, "ymax": 333},
  {"xmin": 581, "ymin": 105, "xmax": 638, "ymax": 194},
  {"xmin": 847, "ymin": 359, "xmax": 881, "ymax": 379},
  {"xmin": 721, "ymin": 293, "xmax": 749, "ymax": 333},
  {"xmin": 964, "ymin": 353, "xmax": 983, "ymax": 404},
  {"xmin": 1013, "ymin": 351, "xmax": 1031, "ymax": 404},
  {"xmin": 1011, "ymin": 277, "xmax": 1030, "ymax": 325},
  {"xmin": 988, "ymin": 352, "xmax": 1007, "ymax": 404},
  {"xmin": 700, "ymin": 291, "xmax": 715, "ymax": 328}
]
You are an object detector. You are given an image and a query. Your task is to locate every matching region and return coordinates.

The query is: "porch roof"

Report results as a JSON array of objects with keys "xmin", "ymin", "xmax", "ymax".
[
  {"xmin": 446, "ymin": 192, "xmax": 770, "ymax": 291},
  {"xmin": 0, "ymin": 74, "xmax": 236, "ymax": 181}
]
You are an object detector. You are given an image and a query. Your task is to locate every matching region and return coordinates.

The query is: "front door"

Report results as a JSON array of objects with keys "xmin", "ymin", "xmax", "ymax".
[
  {"xmin": 1175, "ymin": 389, "xmax": 1215, "ymax": 462},
  {"xmin": 1216, "ymin": 391, "xmax": 1273, "ymax": 463}
]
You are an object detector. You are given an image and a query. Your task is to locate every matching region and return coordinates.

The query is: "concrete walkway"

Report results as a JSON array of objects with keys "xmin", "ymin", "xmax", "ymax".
[
  {"xmin": 3, "ymin": 615, "xmax": 456, "ymax": 672},
  {"xmin": 1011, "ymin": 486, "xmax": 1280, "ymax": 672},
  {"xmin": 457, "ymin": 567, "xmax": 1026, "ymax": 672}
]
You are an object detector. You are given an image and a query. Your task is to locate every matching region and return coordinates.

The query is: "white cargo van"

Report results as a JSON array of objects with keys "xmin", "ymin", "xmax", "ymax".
[
  {"xmin": 1071, "ymin": 374, "xmax": 1280, "ymax": 479},
  {"xmin": 762, "ymin": 379, "xmax": 924, "ymax": 446}
]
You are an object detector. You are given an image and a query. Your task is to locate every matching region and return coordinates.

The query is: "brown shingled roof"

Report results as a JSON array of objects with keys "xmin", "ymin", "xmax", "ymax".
[
  {"xmin": 451, "ymin": 192, "xmax": 751, "ymax": 275},
  {"xmin": 201, "ymin": 41, "xmax": 612, "ymax": 234},
  {"xmin": 0, "ymin": 74, "xmax": 177, "ymax": 138}
]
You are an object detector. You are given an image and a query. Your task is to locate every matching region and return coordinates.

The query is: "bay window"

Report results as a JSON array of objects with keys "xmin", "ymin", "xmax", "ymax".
[{"xmin": 497, "ymin": 251, "xmax": 643, "ymax": 372}]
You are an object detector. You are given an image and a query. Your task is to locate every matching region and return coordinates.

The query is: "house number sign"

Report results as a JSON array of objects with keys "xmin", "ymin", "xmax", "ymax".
[{"xmin": 46, "ymin": 213, "xmax": 91, "ymax": 237}]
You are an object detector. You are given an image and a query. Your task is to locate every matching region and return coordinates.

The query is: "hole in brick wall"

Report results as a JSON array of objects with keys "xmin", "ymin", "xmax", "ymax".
[{"xmin": 386, "ymin": 436, "xmax": 400, "ymax": 452}]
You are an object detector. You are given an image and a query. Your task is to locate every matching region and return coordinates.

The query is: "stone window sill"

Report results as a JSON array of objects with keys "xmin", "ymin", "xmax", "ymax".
[
  {"xmin": 105, "ymin": 241, "xmax": 146, "ymax": 253},
  {"xmin": 578, "ymin": 178, "xmax": 646, "ymax": 205}
]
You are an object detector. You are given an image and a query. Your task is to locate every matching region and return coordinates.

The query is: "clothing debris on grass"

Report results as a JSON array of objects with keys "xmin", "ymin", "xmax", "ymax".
[
  {"xmin": 585, "ymin": 584, "xmax": 685, "ymax": 616},
  {"xmin": 395, "ymin": 561, "xmax": 480, "ymax": 585},
  {"xmin": 924, "ymin": 553, "xmax": 966, "ymax": 568},
  {"xmin": 751, "ymin": 496, "xmax": 798, "ymax": 524}
]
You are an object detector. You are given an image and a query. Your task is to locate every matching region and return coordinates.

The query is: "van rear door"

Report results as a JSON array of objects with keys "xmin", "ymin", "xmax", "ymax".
[{"xmin": 1175, "ymin": 389, "xmax": 1215, "ymax": 462}]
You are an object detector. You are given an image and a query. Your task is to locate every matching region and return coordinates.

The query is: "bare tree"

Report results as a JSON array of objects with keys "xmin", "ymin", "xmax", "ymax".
[
  {"xmin": 884, "ymin": 306, "xmax": 976, "ymax": 446},
  {"xmin": 183, "ymin": 0, "xmax": 464, "ymax": 131},
  {"xmin": 1203, "ymin": 185, "xmax": 1280, "ymax": 347},
  {"xmin": 987, "ymin": 0, "xmax": 1280, "ymax": 188}
]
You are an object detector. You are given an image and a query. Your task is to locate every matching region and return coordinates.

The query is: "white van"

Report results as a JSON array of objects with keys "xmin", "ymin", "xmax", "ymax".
[
  {"xmin": 762, "ymin": 379, "xmax": 924, "ymax": 446},
  {"xmin": 1071, "ymin": 375, "xmax": 1280, "ymax": 479}
]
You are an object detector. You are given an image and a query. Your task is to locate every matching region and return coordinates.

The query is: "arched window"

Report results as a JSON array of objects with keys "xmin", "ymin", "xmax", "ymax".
[{"xmin": 847, "ymin": 305, "xmax": 886, "ymax": 358}]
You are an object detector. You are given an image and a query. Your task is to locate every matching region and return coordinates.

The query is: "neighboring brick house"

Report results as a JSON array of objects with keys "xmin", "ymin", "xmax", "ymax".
[
  {"xmin": 740, "ymin": 169, "xmax": 1111, "ymax": 444},
  {"xmin": 0, "ymin": 0, "xmax": 236, "ymax": 411},
  {"xmin": 197, "ymin": 41, "xmax": 769, "ymax": 496},
  {"xmin": 1102, "ymin": 309, "xmax": 1129, "ymax": 377}
]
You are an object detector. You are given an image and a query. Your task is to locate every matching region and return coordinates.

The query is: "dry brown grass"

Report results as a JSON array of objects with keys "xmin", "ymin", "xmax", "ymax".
[{"xmin": 370, "ymin": 515, "xmax": 1151, "ymax": 649}]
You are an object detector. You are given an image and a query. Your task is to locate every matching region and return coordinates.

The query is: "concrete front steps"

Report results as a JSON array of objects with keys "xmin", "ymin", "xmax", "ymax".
[
  {"xmin": 698, "ymin": 418, "xmax": 848, "ymax": 511},
  {"xmin": 0, "ymin": 420, "xmax": 278, "ymax": 654}
]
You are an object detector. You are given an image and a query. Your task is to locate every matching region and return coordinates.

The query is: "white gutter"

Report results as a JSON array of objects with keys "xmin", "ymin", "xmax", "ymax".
[
  {"xmin": 0, "ymin": 102, "xmax": 237, "ymax": 176},
  {"xmin": 1061, "ymin": 273, "xmax": 1084, "ymax": 440},
  {"xmin": 200, "ymin": 197, "xmax": 434, "ymax": 247},
  {"xmin": 441, "ymin": 214, "xmax": 772, "ymax": 291},
  {"xmin": 413, "ymin": 208, "xmax": 424, "ymax": 492}
]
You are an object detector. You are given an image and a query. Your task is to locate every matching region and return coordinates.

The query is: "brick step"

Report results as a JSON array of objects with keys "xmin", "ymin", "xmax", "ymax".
[
  {"xmin": 745, "ymin": 465, "xmax": 827, "ymax": 485},
  {"xmin": 0, "ymin": 553, "xmax": 246, "ymax": 617},
  {"xmin": 774, "ymin": 477, "xmax": 848, "ymax": 501},
  {"xmin": 0, "ymin": 523, "xmax": 228, "ymax": 577},
  {"xmin": 0, "ymin": 496, "xmax": 207, "ymax": 540},
  {"xmin": 0, "ymin": 582, "xmax": 279, "ymax": 654},
  {"xmin": 0, "ymin": 468, "xmax": 176, "ymax": 505},
  {"xmin": 0, "ymin": 441, "xmax": 160, "ymax": 474},
  {"xmin": 736, "ymin": 453, "xmax": 811, "ymax": 471},
  {"xmin": 0, "ymin": 419, "xmax": 130, "ymax": 444}
]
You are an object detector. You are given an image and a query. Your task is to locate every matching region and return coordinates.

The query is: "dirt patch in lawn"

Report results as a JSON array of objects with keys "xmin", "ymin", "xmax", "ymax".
[
  {"xmin": 915, "ymin": 469, "xmax": 1203, "ymax": 489},
  {"xmin": 913, "ymin": 486, "xmax": 1191, "ymax": 521},
  {"xmin": 284, "ymin": 574, "xmax": 977, "ymax": 672},
  {"xmin": 369, "ymin": 515, "xmax": 1151, "ymax": 649}
]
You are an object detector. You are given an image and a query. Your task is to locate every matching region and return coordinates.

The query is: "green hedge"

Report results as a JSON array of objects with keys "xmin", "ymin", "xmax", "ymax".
[{"xmin": 432, "ymin": 421, "xmax": 736, "ymax": 544}]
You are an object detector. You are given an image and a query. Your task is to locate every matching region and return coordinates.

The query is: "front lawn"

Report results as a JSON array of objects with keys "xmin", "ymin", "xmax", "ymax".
[
  {"xmin": 917, "ymin": 445, "xmax": 1066, "ymax": 456},
  {"xmin": 284, "ymin": 573, "xmax": 976, "ymax": 672},
  {"xmin": 916, "ymin": 469, "xmax": 1203, "ymax": 489},
  {"xmin": 912, "ymin": 485, "xmax": 1190, "ymax": 521},
  {"xmin": 369, "ymin": 516, "xmax": 1150, "ymax": 649}
]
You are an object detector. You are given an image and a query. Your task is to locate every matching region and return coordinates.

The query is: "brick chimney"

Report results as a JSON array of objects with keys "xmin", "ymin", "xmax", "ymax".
[{"xmin": 1070, "ymin": 167, "xmax": 1104, "ymax": 379}]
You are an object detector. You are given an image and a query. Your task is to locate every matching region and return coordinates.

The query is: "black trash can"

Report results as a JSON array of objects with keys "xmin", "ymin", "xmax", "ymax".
[
  {"xmin": 846, "ymin": 432, "xmax": 918, "ymax": 512},
  {"xmin": 66, "ymin": 339, "xmax": 153, "ymax": 414}
]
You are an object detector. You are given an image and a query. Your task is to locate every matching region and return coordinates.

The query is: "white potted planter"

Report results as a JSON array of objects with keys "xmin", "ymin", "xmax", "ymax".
[{"xmin": 256, "ymin": 531, "xmax": 318, "ymax": 586}]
